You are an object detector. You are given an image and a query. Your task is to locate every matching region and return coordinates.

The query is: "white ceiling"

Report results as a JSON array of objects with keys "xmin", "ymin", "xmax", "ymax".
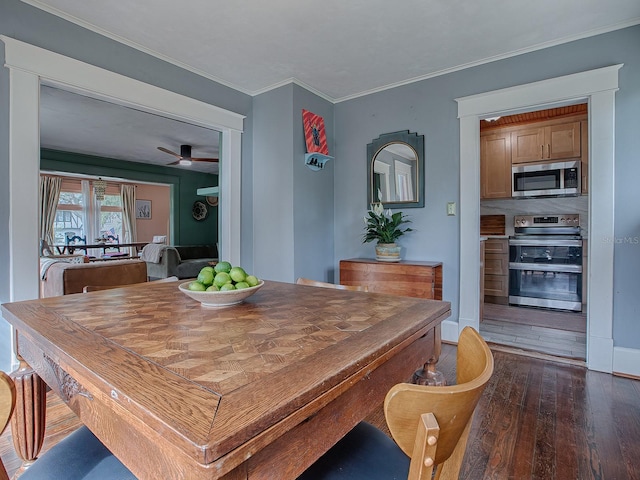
[
  {"xmin": 26, "ymin": 0, "xmax": 640, "ymax": 101},
  {"xmin": 40, "ymin": 86, "xmax": 221, "ymax": 174},
  {"xmin": 30, "ymin": 0, "xmax": 640, "ymax": 172}
]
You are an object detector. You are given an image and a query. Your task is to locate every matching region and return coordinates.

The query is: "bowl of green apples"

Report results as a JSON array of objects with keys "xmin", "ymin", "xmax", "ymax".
[{"xmin": 179, "ymin": 261, "xmax": 263, "ymax": 308}]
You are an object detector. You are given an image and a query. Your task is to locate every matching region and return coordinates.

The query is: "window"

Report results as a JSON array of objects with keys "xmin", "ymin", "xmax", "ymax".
[{"xmin": 51, "ymin": 177, "xmax": 123, "ymax": 248}]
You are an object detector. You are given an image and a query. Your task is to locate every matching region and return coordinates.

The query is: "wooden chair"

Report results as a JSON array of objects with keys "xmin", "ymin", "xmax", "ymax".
[
  {"xmin": 102, "ymin": 234, "xmax": 120, "ymax": 254},
  {"xmin": 65, "ymin": 234, "xmax": 88, "ymax": 254},
  {"xmin": 298, "ymin": 326, "xmax": 494, "ymax": 480},
  {"xmin": 82, "ymin": 276, "xmax": 178, "ymax": 292},
  {"xmin": 296, "ymin": 277, "xmax": 368, "ymax": 292},
  {"xmin": 0, "ymin": 371, "xmax": 135, "ymax": 480}
]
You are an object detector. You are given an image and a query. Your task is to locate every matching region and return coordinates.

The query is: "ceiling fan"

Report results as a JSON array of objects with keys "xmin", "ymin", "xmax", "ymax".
[{"xmin": 157, "ymin": 144, "xmax": 218, "ymax": 165}]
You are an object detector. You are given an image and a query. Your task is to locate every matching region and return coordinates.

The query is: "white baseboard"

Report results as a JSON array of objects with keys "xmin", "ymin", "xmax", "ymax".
[
  {"xmin": 441, "ymin": 319, "xmax": 460, "ymax": 343},
  {"xmin": 613, "ymin": 346, "xmax": 640, "ymax": 378}
]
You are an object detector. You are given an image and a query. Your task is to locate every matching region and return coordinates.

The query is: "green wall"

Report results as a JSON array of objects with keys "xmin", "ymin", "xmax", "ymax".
[{"xmin": 40, "ymin": 149, "xmax": 219, "ymax": 246}]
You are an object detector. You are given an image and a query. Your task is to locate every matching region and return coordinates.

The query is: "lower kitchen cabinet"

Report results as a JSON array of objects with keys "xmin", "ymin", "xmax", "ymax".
[{"xmin": 484, "ymin": 238, "xmax": 509, "ymax": 304}]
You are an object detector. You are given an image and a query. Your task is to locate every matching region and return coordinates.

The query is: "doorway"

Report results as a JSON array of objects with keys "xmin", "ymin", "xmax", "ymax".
[
  {"xmin": 455, "ymin": 65, "xmax": 621, "ymax": 373},
  {"xmin": 3, "ymin": 36, "xmax": 244, "ymax": 370},
  {"xmin": 478, "ymin": 106, "xmax": 588, "ymax": 360}
]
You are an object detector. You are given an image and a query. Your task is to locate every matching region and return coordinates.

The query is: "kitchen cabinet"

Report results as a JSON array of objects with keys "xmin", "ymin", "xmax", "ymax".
[
  {"xmin": 339, "ymin": 258, "xmax": 442, "ymax": 300},
  {"xmin": 480, "ymin": 131, "xmax": 511, "ymax": 199},
  {"xmin": 511, "ymin": 121, "xmax": 581, "ymax": 164},
  {"xmin": 483, "ymin": 238, "xmax": 509, "ymax": 304}
]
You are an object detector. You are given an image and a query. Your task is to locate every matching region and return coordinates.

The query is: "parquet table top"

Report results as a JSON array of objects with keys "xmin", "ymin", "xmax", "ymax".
[{"xmin": 3, "ymin": 280, "xmax": 450, "ymax": 479}]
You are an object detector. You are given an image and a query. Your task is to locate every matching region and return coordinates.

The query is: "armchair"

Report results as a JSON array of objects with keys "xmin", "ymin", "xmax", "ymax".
[{"xmin": 143, "ymin": 244, "xmax": 218, "ymax": 279}]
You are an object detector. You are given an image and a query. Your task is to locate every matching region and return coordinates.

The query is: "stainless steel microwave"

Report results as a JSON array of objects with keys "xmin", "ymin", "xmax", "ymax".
[{"xmin": 512, "ymin": 160, "xmax": 581, "ymax": 198}]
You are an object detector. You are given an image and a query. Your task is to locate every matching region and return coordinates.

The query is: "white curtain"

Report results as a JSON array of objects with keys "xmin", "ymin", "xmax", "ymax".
[
  {"xmin": 82, "ymin": 179, "xmax": 99, "ymax": 257},
  {"xmin": 39, "ymin": 175, "xmax": 62, "ymax": 248},
  {"xmin": 121, "ymin": 184, "xmax": 137, "ymax": 256}
]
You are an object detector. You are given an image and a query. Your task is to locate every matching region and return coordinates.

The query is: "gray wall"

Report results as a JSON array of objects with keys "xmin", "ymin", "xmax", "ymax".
[
  {"xmin": 252, "ymin": 85, "xmax": 295, "ymax": 281},
  {"xmin": 334, "ymin": 25, "xmax": 640, "ymax": 349},
  {"xmin": 252, "ymin": 84, "xmax": 335, "ymax": 283},
  {"xmin": 293, "ymin": 85, "xmax": 335, "ymax": 283}
]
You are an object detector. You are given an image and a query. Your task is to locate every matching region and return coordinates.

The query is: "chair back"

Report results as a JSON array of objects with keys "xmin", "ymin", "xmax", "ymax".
[
  {"xmin": 384, "ymin": 327, "xmax": 494, "ymax": 480},
  {"xmin": 66, "ymin": 234, "xmax": 87, "ymax": 245},
  {"xmin": 40, "ymin": 239, "xmax": 54, "ymax": 256},
  {"xmin": 296, "ymin": 277, "xmax": 368, "ymax": 292},
  {"xmin": 0, "ymin": 371, "xmax": 16, "ymax": 480}
]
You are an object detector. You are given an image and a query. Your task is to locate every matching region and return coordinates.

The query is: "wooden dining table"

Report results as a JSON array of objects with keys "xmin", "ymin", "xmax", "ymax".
[{"xmin": 2, "ymin": 280, "xmax": 450, "ymax": 479}]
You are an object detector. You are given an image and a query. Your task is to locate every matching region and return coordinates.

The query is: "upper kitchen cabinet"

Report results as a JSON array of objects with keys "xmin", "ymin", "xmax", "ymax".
[
  {"xmin": 480, "ymin": 131, "xmax": 511, "ymax": 199},
  {"xmin": 511, "ymin": 121, "xmax": 581, "ymax": 164}
]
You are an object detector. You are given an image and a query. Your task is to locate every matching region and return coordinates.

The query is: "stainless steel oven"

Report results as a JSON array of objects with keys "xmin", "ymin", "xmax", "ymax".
[{"xmin": 509, "ymin": 214, "xmax": 583, "ymax": 311}]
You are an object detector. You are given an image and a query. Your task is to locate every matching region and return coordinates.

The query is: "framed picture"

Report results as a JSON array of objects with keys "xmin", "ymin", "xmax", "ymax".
[
  {"xmin": 136, "ymin": 199, "xmax": 151, "ymax": 219},
  {"xmin": 302, "ymin": 109, "xmax": 328, "ymax": 155}
]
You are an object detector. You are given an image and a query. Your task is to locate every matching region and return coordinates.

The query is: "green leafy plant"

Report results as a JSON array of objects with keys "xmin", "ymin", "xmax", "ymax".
[{"xmin": 363, "ymin": 202, "xmax": 412, "ymax": 244}]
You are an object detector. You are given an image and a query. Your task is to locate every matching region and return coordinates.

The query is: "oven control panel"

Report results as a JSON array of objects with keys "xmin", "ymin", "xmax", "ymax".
[{"xmin": 514, "ymin": 214, "xmax": 580, "ymax": 228}]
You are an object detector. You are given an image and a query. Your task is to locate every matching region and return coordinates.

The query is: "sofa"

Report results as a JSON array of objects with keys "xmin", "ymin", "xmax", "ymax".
[
  {"xmin": 142, "ymin": 245, "xmax": 218, "ymax": 280},
  {"xmin": 41, "ymin": 259, "xmax": 148, "ymax": 297}
]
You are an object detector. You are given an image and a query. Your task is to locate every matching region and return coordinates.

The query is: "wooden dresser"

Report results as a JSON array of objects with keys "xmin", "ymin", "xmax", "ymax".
[{"xmin": 339, "ymin": 258, "xmax": 442, "ymax": 300}]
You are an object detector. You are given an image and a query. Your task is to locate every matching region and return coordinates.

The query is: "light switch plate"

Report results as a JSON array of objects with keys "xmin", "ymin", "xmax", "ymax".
[{"xmin": 447, "ymin": 202, "xmax": 456, "ymax": 216}]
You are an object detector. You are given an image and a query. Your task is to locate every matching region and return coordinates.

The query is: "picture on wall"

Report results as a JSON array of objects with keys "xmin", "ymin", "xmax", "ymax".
[
  {"xmin": 302, "ymin": 109, "xmax": 329, "ymax": 155},
  {"xmin": 136, "ymin": 199, "xmax": 151, "ymax": 219}
]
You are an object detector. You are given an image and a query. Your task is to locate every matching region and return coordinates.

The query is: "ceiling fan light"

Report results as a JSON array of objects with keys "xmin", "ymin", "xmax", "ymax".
[{"xmin": 179, "ymin": 159, "xmax": 192, "ymax": 166}]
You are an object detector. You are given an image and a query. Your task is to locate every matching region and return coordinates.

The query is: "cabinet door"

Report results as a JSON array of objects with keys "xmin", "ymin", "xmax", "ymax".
[
  {"xmin": 546, "ymin": 122, "xmax": 581, "ymax": 160},
  {"xmin": 484, "ymin": 238, "xmax": 508, "ymax": 255},
  {"xmin": 511, "ymin": 127, "xmax": 545, "ymax": 163},
  {"xmin": 480, "ymin": 132, "xmax": 511, "ymax": 199},
  {"xmin": 485, "ymin": 254, "xmax": 508, "ymax": 276},
  {"xmin": 485, "ymin": 275, "xmax": 509, "ymax": 297}
]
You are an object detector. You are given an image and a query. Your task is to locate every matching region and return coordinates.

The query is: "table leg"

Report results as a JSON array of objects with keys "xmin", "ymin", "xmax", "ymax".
[
  {"xmin": 411, "ymin": 324, "xmax": 446, "ymax": 385},
  {"xmin": 10, "ymin": 357, "xmax": 47, "ymax": 475}
]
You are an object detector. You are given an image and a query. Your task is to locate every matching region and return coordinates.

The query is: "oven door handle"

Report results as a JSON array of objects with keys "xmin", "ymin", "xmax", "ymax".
[
  {"xmin": 509, "ymin": 238, "xmax": 583, "ymax": 247},
  {"xmin": 509, "ymin": 262, "xmax": 582, "ymax": 273}
]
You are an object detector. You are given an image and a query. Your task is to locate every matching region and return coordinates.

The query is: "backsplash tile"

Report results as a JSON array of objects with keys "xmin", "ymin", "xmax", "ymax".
[{"xmin": 480, "ymin": 195, "xmax": 589, "ymax": 237}]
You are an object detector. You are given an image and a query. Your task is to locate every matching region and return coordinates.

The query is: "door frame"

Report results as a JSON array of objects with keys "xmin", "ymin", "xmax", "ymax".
[
  {"xmin": 453, "ymin": 65, "xmax": 621, "ymax": 373},
  {"xmin": 2, "ymin": 36, "xmax": 245, "ymax": 369}
]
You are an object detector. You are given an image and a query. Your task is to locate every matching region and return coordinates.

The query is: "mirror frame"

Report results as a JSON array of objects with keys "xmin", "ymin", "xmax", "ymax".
[{"xmin": 367, "ymin": 130, "xmax": 425, "ymax": 209}]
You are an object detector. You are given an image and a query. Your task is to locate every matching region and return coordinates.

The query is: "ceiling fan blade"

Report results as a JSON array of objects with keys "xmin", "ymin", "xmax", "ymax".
[
  {"xmin": 191, "ymin": 157, "xmax": 219, "ymax": 162},
  {"xmin": 158, "ymin": 146, "xmax": 182, "ymax": 159}
]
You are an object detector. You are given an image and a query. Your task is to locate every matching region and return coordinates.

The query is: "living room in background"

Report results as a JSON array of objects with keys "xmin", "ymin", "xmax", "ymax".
[{"xmin": 47, "ymin": 175, "xmax": 125, "ymax": 256}]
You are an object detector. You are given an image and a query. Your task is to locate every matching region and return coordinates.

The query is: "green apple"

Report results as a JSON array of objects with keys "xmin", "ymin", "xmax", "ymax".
[
  {"xmin": 213, "ymin": 272, "xmax": 232, "ymax": 287},
  {"xmin": 188, "ymin": 281, "xmax": 206, "ymax": 291},
  {"xmin": 229, "ymin": 266, "xmax": 247, "ymax": 283},
  {"xmin": 214, "ymin": 261, "xmax": 232, "ymax": 274}
]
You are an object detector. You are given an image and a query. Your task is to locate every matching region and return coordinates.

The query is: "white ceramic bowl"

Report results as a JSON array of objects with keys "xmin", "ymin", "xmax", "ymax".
[{"xmin": 178, "ymin": 280, "xmax": 264, "ymax": 308}]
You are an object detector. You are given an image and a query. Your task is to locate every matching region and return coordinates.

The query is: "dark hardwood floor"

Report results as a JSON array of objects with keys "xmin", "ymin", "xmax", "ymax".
[{"xmin": 2, "ymin": 343, "xmax": 639, "ymax": 479}]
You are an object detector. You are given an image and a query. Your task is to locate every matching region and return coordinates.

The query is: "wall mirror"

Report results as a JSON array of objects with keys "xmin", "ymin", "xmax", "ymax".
[{"xmin": 367, "ymin": 130, "xmax": 425, "ymax": 208}]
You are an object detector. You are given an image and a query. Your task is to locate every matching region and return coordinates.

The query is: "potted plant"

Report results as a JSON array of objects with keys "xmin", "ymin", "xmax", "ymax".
[{"xmin": 363, "ymin": 202, "xmax": 412, "ymax": 262}]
